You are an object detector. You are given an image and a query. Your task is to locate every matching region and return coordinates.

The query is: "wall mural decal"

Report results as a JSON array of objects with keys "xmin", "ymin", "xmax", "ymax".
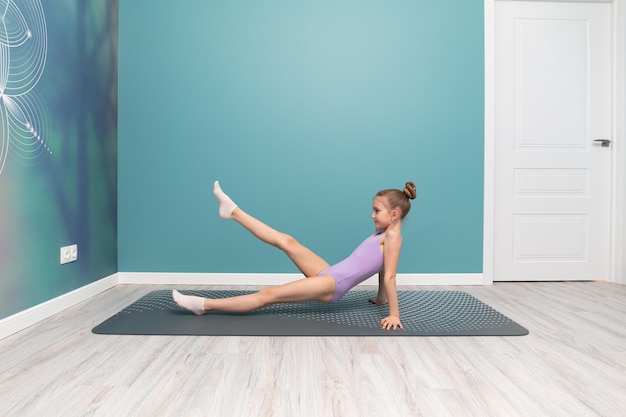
[
  {"xmin": 0, "ymin": 0, "xmax": 118, "ymax": 320},
  {"xmin": 0, "ymin": 0, "xmax": 49, "ymax": 174}
]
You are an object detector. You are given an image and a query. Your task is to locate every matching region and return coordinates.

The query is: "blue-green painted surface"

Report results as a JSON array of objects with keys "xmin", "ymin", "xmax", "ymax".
[{"xmin": 119, "ymin": 0, "xmax": 484, "ymax": 274}]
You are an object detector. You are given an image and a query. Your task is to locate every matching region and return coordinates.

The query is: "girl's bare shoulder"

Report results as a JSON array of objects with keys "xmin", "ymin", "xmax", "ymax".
[{"xmin": 383, "ymin": 228, "xmax": 402, "ymax": 245}]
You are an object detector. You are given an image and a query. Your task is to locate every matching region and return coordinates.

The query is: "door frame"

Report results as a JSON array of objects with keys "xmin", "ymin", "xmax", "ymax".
[{"xmin": 483, "ymin": 0, "xmax": 626, "ymax": 284}]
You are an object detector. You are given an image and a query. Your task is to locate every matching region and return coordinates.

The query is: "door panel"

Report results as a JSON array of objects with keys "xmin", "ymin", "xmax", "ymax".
[{"xmin": 494, "ymin": 1, "xmax": 611, "ymax": 281}]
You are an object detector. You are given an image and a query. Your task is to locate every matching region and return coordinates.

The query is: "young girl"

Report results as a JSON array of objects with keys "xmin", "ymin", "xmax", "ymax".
[{"xmin": 173, "ymin": 180, "xmax": 416, "ymax": 331}]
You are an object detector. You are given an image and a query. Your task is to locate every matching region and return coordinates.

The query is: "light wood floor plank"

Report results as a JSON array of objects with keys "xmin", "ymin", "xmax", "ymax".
[{"xmin": 0, "ymin": 282, "xmax": 625, "ymax": 417}]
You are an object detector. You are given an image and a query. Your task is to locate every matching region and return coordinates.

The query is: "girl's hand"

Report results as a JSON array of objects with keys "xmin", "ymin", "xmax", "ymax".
[
  {"xmin": 368, "ymin": 296, "xmax": 388, "ymax": 305},
  {"xmin": 381, "ymin": 315, "xmax": 403, "ymax": 331}
]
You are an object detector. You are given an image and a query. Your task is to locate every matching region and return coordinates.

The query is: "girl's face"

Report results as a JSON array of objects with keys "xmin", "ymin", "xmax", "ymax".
[{"xmin": 371, "ymin": 196, "xmax": 398, "ymax": 229}]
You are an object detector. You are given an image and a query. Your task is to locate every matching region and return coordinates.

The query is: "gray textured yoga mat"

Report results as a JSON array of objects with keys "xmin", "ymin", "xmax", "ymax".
[{"xmin": 92, "ymin": 290, "xmax": 528, "ymax": 336}]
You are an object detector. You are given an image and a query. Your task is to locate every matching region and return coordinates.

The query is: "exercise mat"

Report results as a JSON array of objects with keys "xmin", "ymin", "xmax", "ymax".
[{"xmin": 92, "ymin": 290, "xmax": 528, "ymax": 336}]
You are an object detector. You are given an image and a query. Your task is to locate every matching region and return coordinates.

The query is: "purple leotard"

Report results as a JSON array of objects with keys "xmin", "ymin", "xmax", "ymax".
[{"xmin": 320, "ymin": 232, "xmax": 385, "ymax": 303}]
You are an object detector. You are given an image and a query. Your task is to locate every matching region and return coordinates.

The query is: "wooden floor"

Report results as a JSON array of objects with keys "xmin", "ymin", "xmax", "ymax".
[{"xmin": 0, "ymin": 282, "xmax": 625, "ymax": 417}]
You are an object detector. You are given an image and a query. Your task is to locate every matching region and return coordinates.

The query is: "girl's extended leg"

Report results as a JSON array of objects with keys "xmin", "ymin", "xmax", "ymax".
[
  {"xmin": 172, "ymin": 182, "xmax": 337, "ymax": 316},
  {"xmin": 213, "ymin": 181, "xmax": 330, "ymax": 277},
  {"xmin": 173, "ymin": 274, "xmax": 336, "ymax": 315}
]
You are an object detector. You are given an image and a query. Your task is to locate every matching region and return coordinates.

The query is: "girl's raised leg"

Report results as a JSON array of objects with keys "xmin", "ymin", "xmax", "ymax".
[
  {"xmin": 172, "ymin": 182, "xmax": 337, "ymax": 316},
  {"xmin": 213, "ymin": 181, "xmax": 330, "ymax": 277}
]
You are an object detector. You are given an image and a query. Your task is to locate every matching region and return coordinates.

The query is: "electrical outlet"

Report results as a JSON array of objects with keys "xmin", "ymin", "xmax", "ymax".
[{"xmin": 60, "ymin": 244, "xmax": 78, "ymax": 264}]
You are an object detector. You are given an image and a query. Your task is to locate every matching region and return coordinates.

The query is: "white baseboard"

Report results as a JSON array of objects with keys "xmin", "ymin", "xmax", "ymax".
[
  {"xmin": 117, "ymin": 272, "xmax": 486, "ymax": 286},
  {"xmin": 0, "ymin": 272, "xmax": 485, "ymax": 341},
  {"xmin": 0, "ymin": 273, "xmax": 119, "ymax": 341}
]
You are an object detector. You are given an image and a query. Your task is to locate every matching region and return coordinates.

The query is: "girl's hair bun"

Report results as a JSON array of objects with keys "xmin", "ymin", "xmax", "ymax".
[{"xmin": 403, "ymin": 181, "xmax": 417, "ymax": 200}]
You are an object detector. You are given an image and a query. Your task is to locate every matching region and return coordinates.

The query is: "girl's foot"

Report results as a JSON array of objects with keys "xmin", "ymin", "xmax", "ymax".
[
  {"xmin": 213, "ymin": 181, "xmax": 237, "ymax": 219},
  {"xmin": 172, "ymin": 290, "xmax": 206, "ymax": 315}
]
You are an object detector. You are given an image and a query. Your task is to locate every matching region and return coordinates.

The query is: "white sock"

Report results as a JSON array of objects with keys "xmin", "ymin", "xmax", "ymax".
[
  {"xmin": 213, "ymin": 181, "xmax": 237, "ymax": 219},
  {"xmin": 172, "ymin": 290, "xmax": 206, "ymax": 315}
]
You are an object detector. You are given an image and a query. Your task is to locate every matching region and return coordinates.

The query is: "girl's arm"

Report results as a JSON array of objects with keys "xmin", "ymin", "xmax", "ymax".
[
  {"xmin": 368, "ymin": 270, "xmax": 388, "ymax": 305},
  {"xmin": 381, "ymin": 229, "xmax": 403, "ymax": 330}
]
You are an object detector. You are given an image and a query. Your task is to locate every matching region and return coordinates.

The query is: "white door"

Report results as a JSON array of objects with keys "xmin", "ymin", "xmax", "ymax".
[{"xmin": 493, "ymin": 1, "xmax": 612, "ymax": 281}]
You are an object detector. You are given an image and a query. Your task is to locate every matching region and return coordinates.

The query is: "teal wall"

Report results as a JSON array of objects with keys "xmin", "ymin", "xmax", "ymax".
[
  {"xmin": 0, "ymin": 1, "xmax": 118, "ymax": 320},
  {"xmin": 118, "ymin": 0, "xmax": 484, "ymax": 274}
]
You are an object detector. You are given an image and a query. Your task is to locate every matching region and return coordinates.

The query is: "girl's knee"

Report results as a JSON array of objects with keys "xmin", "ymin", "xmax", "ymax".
[
  {"xmin": 276, "ymin": 233, "xmax": 299, "ymax": 251},
  {"xmin": 257, "ymin": 287, "xmax": 277, "ymax": 307}
]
